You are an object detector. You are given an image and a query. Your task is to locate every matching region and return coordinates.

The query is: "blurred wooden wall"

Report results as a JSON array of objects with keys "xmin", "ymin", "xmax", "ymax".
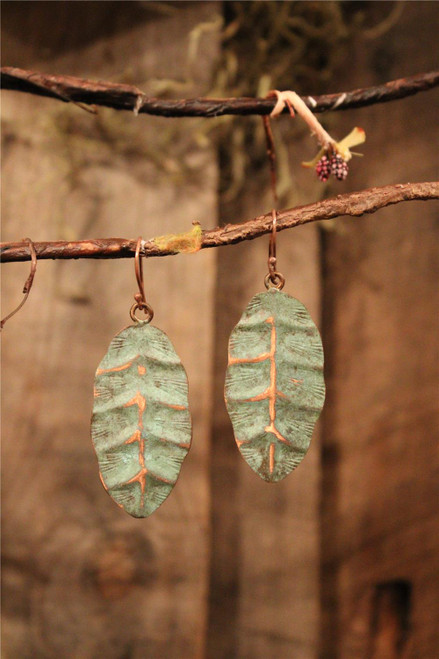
[
  {"xmin": 2, "ymin": 3, "xmax": 219, "ymax": 657},
  {"xmin": 2, "ymin": 2, "xmax": 438, "ymax": 658},
  {"xmin": 319, "ymin": 3, "xmax": 439, "ymax": 657}
]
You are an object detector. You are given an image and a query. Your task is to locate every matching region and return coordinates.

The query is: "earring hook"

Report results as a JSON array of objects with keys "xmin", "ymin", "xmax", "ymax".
[
  {"xmin": 1, "ymin": 238, "xmax": 38, "ymax": 330},
  {"xmin": 130, "ymin": 237, "xmax": 154, "ymax": 323},
  {"xmin": 264, "ymin": 210, "xmax": 285, "ymax": 290}
]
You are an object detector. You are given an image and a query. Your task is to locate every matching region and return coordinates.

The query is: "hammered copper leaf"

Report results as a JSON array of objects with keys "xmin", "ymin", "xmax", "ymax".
[
  {"xmin": 91, "ymin": 322, "xmax": 191, "ymax": 517},
  {"xmin": 225, "ymin": 288, "xmax": 325, "ymax": 482}
]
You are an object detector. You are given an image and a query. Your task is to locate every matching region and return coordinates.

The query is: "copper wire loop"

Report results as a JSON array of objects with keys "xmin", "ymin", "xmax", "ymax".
[
  {"xmin": 130, "ymin": 237, "xmax": 154, "ymax": 324},
  {"xmin": 264, "ymin": 271, "xmax": 285, "ymax": 290},
  {"xmin": 130, "ymin": 301, "xmax": 154, "ymax": 324},
  {"xmin": 264, "ymin": 209, "xmax": 285, "ymax": 290}
]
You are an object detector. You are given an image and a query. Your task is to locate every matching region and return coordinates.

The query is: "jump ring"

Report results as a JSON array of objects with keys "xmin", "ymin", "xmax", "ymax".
[
  {"xmin": 130, "ymin": 301, "xmax": 154, "ymax": 324},
  {"xmin": 264, "ymin": 271, "xmax": 285, "ymax": 290}
]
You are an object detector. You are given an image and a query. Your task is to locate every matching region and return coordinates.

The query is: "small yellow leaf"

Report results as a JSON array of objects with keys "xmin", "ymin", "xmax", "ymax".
[{"xmin": 336, "ymin": 127, "xmax": 366, "ymax": 160}]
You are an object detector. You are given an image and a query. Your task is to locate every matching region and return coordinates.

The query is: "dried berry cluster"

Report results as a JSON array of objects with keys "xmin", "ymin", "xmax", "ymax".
[
  {"xmin": 331, "ymin": 154, "xmax": 349, "ymax": 180},
  {"xmin": 315, "ymin": 155, "xmax": 331, "ymax": 182},
  {"xmin": 316, "ymin": 153, "xmax": 349, "ymax": 182}
]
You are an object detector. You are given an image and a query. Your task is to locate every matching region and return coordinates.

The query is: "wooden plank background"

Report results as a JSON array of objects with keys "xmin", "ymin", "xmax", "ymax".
[
  {"xmin": 319, "ymin": 3, "xmax": 439, "ymax": 657},
  {"xmin": 207, "ymin": 191, "xmax": 322, "ymax": 658},
  {"xmin": 2, "ymin": 2, "xmax": 438, "ymax": 658},
  {"xmin": 2, "ymin": 3, "xmax": 220, "ymax": 658}
]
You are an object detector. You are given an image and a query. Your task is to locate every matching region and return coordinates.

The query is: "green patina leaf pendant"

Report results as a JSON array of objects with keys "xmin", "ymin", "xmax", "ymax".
[
  {"xmin": 91, "ymin": 322, "xmax": 191, "ymax": 517},
  {"xmin": 225, "ymin": 288, "xmax": 325, "ymax": 482}
]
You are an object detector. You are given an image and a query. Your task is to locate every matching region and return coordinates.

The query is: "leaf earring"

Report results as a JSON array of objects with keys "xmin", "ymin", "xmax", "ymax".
[
  {"xmin": 224, "ymin": 211, "xmax": 325, "ymax": 482},
  {"xmin": 91, "ymin": 238, "xmax": 192, "ymax": 517}
]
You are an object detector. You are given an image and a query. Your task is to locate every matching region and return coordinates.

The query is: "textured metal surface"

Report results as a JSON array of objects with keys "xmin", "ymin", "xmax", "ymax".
[
  {"xmin": 91, "ymin": 322, "xmax": 191, "ymax": 517},
  {"xmin": 225, "ymin": 289, "xmax": 325, "ymax": 482}
]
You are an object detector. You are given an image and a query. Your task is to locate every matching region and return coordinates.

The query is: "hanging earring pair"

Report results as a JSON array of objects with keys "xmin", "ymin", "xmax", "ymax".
[
  {"xmin": 224, "ymin": 210, "xmax": 325, "ymax": 482},
  {"xmin": 92, "ymin": 218, "xmax": 325, "ymax": 517},
  {"xmin": 91, "ymin": 237, "xmax": 191, "ymax": 518}
]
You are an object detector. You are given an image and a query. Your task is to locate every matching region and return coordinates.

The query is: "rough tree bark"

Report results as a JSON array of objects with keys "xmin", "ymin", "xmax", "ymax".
[
  {"xmin": 2, "ymin": 66, "xmax": 438, "ymax": 115},
  {"xmin": 2, "ymin": 182, "xmax": 438, "ymax": 263}
]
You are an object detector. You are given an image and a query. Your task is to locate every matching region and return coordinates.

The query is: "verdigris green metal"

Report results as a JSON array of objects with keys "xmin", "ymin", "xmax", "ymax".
[
  {"xmin": 225, "ymin": 288, "xmax": 325, "ymax": 482},
  {"xmin": 91, "ymin": 322, "xmax": 191, "ymax": 518}
]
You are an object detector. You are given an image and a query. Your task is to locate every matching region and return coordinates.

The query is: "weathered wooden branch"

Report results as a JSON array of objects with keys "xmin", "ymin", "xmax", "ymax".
[
  {"xmin": 1, "ymin": 67, "xmax": 438, "ymax": 116},
  {"xmin": 1, "ymin": 183, "xmax": 438, "ymax": 263}
]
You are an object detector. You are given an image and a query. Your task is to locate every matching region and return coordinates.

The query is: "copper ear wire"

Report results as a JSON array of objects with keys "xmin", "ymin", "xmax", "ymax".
[
  {"xmin": 130, "ymin": 237, "xmax": 154, "ymax": 324},
  {"xmin": 1, "ymin": 238, "xmax": 38, "ymax": 330},
  {"xmin": 264, "ymin": 210, "xmax": 285, "ymax": 290}
]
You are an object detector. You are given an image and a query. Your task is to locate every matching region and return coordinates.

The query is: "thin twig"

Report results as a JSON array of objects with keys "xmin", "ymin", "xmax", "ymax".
[
  {"xmin": 1, "ymin": 183, "xmax": 437, "ymax": 263},
  {"xmin": 1, "ymin": 67, "xmax": 438, "ymax": 116},
  {"xmin": 261, "ymin": 115, "xmax": 278, "ymax": 205}
]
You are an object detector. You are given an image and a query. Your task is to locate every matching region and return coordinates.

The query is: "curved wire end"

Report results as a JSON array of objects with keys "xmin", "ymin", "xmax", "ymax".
[{"xmin": 1, "ymin": 238, "xmax": 37, "ymax": 330}]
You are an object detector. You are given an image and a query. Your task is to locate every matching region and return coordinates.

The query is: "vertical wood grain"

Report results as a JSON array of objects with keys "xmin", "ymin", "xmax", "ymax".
[
  {"xmin": 320, "ymin": 3, "xmax": 439, "ymax": 656},
  {"xmin": 1, "ymin": 3, "xmax": 220, "ymax": 657},
  {"xmin": 208, "ymin": 161, "xmax": 324, "ymax": 657},
  {"xmin": 2, "ymin": 3, "xmax": 438, "ymax": 658}
]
